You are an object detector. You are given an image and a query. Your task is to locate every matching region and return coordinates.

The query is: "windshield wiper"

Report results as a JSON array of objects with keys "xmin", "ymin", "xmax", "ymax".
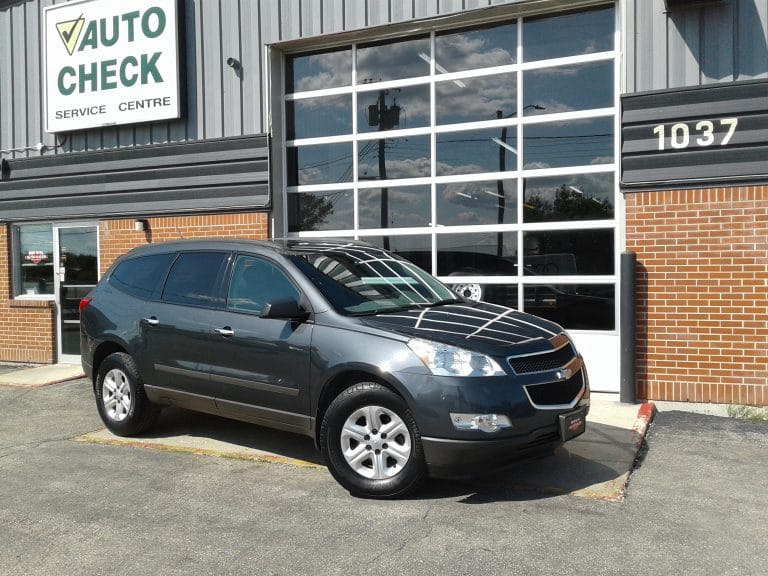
[{"xmin": 421, "ymin": 298, "xmax": 459, "ymax": 308}]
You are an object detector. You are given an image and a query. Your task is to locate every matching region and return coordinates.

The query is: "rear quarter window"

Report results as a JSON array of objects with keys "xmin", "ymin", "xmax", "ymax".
[{"xmin": 109, "ymin": 253, "xmax": 174, "ymax": 300}]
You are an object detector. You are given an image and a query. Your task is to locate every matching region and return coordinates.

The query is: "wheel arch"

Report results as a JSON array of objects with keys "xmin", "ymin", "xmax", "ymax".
[
  {"xmin": 313, "ymin": 369, "xmax": 409, "ymax": 449},
  {"xmin": 91, "ymin": 340, "xmax": 128, "ymax": 388}
]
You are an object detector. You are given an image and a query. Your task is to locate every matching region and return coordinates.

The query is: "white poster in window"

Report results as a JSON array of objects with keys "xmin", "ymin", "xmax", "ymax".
[{"xmin": 44, "ymin": 0, "xmax": 181, "ymax": 133}]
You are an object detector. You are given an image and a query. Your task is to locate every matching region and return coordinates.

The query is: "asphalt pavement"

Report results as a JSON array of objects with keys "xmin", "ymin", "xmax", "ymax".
[{"xmin": 1, "ymin": 377, "xmax": 766, "ymax": 576}]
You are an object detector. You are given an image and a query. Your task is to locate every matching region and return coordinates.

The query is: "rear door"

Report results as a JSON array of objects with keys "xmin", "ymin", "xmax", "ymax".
[
  {"xmin": 142, "ymin": 251, "xmax": 229, "ymax": 398},
  {"xmin": 207, "ymin": 254, "xmax": 313, "ymax": 433}
]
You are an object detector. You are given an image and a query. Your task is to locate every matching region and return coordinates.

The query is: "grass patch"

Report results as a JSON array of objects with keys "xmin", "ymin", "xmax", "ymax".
[{"xmin": 727, "ymin": 405, "xmax": 768, "ymax": 421}]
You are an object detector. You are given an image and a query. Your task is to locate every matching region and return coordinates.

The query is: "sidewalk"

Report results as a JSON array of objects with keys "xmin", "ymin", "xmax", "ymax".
[{"xmin": 0, "ymin": 363, "xmax": 84, "ymax": 387}]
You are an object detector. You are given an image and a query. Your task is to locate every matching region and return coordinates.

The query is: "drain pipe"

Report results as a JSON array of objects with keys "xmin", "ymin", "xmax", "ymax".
[{"xmin": 620, "ymin": 251, "xmax": 637, "ymax": 403}]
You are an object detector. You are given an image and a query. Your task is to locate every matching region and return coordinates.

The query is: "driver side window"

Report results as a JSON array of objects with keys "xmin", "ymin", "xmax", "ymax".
[{"xmin": 227, "ymin": 255, "xmax": 301, "ymax": 314}]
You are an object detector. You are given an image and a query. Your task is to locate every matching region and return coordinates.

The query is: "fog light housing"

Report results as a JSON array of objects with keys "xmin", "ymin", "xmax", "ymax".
[{"xmin": 450, "ymin": 413, "xmax": 512, "ymax": 433}]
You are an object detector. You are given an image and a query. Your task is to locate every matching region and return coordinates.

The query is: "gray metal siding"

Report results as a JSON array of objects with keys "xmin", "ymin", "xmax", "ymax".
[
  {"xmin": 0, "ymin": 135, "xmax": 269, "ymax": 221},
  {"xmin": 7, "ymin": 0, "xmax": 763, "ymax": 161},
  {"xmin": 626, "ymin": 0, "xmax": 768, "ymax": 93}
]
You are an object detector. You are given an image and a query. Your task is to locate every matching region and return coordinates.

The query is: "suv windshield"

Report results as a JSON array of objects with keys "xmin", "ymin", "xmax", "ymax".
[{"xmin": 288, "ymin": 243, "xmax": 459, "ymax": 316}]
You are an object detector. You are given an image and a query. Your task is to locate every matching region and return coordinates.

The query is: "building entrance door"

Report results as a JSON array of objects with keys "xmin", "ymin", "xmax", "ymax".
[{"xmin": 54, "ymin": 225, "xmax": 99, "ymax": 363}]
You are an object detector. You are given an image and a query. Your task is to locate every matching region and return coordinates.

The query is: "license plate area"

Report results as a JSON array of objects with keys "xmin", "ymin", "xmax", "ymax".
[{"xmin": 559, "ymin": 407, "xmax": 587, "ymax": 442}]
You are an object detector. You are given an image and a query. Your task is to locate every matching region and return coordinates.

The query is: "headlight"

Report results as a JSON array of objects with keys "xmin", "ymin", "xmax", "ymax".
[{"xmin": 407, "ymin": 339, "xmax": 505, "ymax": 377}]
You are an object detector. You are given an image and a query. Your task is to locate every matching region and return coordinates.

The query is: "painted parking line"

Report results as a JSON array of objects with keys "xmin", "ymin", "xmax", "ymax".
[{"xmin": 73, "ymin": 428, "xmax": 323, "ymax": 469}]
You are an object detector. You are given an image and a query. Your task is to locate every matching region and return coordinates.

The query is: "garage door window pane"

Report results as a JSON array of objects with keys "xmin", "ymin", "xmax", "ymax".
[
  {"xmin": 358, "ymin": 136, "xmax": 430, "ymax": 180},
  {"xmin": 359, "ymin": 186, "xmax": 431, "ymax": 229},
  {"xmin": 437, "ymin": 179, "xmax": 517, "ymax": 226},
  {"xmin": 437, "ymin": 128, "xmax": 517, "ymax": 176},
  {"xmin": 436, "ymin": 73, "xmax": 517, "ymax": 126},
  {"xmin": 287, "ymin": 143, "xmax": 354, "ymax": 186},
  {"xmin": 358, "ymin": 85, "xmax": 430, "ymax": 133},
  {"xmin": 365, "ymin": 234, "xmax": 432, "ymax": 256},
  {"xmin": 288, "ymin": 190, "xmax": 354, "ymax": 232},
  {"xmin": 287, "ymin": 95, "xmax": 352, "ymax": 140},
  {"xmin": 523, "ymin": 6, "xmax": 615, "ymax": 62},
  {"xmin": 524, "ymin": 230, "xmax": 614, "ymax": 275},
  {"xmin": 436, "ymin": 232, "xmax": 517, "ymax": 276},
  {"xmin": 524, "ymin": 284, "xmax": 615, "ymax": 330},
  {"xmin": 523, "ymin": 117, "xmax": 613, "ymax": 169},
  {"xmin": 435, "ymin": 21, "xmax": 517, "ymax": 73},
  {"xmin": 287, "ymin": 48, "xmax": 352, "ymax": 93},
  {"xmin": 357, "ymin": 37, "xmax": 430, "ymax": 83},
  {"xmin": 524, "ymin": 173, "xmax": 614, "ymax": 222},
  {"xmin": 523, "ymin": 61, "xmax": 614, "ymax": 116}
]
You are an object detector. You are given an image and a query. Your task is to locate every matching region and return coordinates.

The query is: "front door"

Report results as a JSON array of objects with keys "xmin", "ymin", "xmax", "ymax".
[
  {"xmin": 55, "ymin": 225, "xmax": 99, "ymax": 363},
  {"xmin": 208, "ymin": 254, "xmax": 312, "ymax": 432}
]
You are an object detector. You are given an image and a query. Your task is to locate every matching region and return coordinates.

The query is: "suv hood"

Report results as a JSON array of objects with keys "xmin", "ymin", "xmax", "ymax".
[{"xmin": 357, "ymin": 301, "xmax": 564, "ymax": 356}]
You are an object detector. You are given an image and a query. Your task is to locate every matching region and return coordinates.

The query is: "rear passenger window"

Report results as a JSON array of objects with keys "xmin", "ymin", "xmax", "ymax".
[
  {"xmin": 109, "ymin": 253, "xmax": 174, "ymax": 300},
  {"xmin": 162, "ymin": 252, "xmax": 228, "ymax": 307}
]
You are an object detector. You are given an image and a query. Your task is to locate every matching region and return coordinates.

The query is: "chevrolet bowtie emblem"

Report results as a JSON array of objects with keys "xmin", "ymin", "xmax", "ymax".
[{"xmin": 556, "ymin": 368, "xmax": 573, "ymax": 381}]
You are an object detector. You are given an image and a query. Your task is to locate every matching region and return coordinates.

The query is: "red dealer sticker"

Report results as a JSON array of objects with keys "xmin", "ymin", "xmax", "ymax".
[{"xmin": 25, "ymin": 251, "xmax": 48, "ymax": 264}]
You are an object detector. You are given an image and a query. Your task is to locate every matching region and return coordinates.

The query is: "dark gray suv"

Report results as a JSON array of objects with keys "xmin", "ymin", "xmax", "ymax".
[{"xmin": 80, "ymin": 239, "xmax": 589, "ymax": 498}]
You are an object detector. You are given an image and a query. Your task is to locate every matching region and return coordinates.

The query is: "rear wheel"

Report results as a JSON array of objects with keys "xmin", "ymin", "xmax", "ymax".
[
  {"xmin": 95, "ymin": 352, "xmax": 159, "ymax": 436},
  {"xmin": 320, "ymin": 382, "xmax": 427, "ymax": 498}
]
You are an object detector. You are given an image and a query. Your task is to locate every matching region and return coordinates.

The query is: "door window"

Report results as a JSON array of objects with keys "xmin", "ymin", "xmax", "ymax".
[
  {"xmin": 226, "ymin": 256, "xmax": 301, "ymax": 314},
  {"xmin": 161, "ymin": 252, "xmax": 228, "ymax": 307}
]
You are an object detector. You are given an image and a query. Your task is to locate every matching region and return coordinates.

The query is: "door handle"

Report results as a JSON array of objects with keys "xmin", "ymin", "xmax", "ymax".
[
  {"xmin": 214, "ymin": 327, "xmax": 234, "ymax": 337},
  {"xmin": 143, "ymin": 317, "xmax": 160, "ymax": 326}
]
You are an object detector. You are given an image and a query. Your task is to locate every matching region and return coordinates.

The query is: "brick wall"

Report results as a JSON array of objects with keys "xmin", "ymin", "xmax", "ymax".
[
  {"xmin": 99, "ymin": 213, "xmax": 270, "ymax": 274},
  {"xmin": 625, "ymin": 186, "xmax": 768, "ymax": 406},
  {"xmin": 0, "ymin": 212, "xmax": 269, "ymax": 365},
  {"xmin": 0, "ymin": 225, "xmax": 56, "ymax": 364}
]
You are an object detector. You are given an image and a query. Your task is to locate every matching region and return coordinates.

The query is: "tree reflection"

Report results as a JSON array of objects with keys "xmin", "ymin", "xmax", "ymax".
[
  {"xmin": 288, "ymin": 194, "xmax": 336, "ymax": 232},
  {"xmin": 524, "ymin": 184, "xmax": 612, "ymax": 222}
]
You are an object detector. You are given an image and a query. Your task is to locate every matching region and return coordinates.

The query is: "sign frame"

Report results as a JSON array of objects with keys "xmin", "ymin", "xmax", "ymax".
[{"xmin": 43, "ymin": 0, "xmax": 183, "ymax": 133}]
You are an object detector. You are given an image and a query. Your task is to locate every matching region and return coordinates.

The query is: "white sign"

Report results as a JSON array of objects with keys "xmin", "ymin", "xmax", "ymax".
[{"xmin": 44, "ymin": 0, "xmax": 181, "ymax": 133}]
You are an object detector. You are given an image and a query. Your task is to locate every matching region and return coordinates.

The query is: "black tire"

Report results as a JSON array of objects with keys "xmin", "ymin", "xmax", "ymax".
[
  {"xmin": 320, "ymin": 382, "xmax": 427, "ymax": 499},
  {"xmin": 95, "ymin": 352, "xmax": 160, "ymax": 436}
]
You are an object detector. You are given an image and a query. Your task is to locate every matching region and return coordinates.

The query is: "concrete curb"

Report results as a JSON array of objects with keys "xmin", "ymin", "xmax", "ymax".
[
  {"xmin": 0, "ymin": 364, "xmax": 85, "ymax": 388},
  {"xmin": 0, "ymin": 372, "xmax": 85, "ymax": 388},
  {"xmin": 631, "ymin": 402, "xmax": 657, "ymax": 451}
]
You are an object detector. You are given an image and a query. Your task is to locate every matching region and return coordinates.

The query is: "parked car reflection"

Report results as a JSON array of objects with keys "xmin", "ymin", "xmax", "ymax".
[{"xmin": 398, "ymin": 250, "xmax": 614, "ymax": 330}]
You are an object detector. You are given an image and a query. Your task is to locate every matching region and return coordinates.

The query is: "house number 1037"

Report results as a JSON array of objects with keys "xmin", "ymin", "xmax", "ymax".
[{"xmin": 652, "ymin": 118, "xmax": 739, "ymax": 150}]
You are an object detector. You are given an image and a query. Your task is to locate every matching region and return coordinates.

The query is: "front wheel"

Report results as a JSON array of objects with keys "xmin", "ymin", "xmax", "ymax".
[
  {"xmin": 95, "ymin": 352, "xmax": 160, "ymax": 436},
  {"xmin": 320, "ymin": 383, "xmax": 427, "ymax": 499}
]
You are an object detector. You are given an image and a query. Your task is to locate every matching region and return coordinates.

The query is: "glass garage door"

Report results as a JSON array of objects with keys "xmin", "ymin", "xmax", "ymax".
[{"xmin": 281, "ymin": 6, "xmax": 620, "ymax": 391}]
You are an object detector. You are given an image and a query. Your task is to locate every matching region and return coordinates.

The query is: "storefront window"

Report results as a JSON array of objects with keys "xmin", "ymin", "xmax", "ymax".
[
  {"xmin": 13, "ymin": 224, "xmax": 54, "ymax": 297},
  {"xmin": 283, "ymin": 5, "xmax": 617, "ymax": 331}
]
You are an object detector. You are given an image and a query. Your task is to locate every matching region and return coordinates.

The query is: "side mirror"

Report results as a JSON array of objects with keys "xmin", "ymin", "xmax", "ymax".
[{"xmin": 260, "ymin": 298, "xmax": 309, "ymax": 320}]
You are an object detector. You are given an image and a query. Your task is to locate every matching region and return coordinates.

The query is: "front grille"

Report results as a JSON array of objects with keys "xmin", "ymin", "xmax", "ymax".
[
  {"xmin": 508, "ymin": 343, "xmax": 576, "ymax": 374},
  {"xmin": 524, "ymin": 372, "xmax": 584, "ymax": 407}
]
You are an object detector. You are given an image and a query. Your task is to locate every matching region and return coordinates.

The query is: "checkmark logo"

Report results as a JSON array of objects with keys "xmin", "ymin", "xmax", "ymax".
[{"xmin": 55, "ymin": 14, "xmax": 85, "ymax": 56}]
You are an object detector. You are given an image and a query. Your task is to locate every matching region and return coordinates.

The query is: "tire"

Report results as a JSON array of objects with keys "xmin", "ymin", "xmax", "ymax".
[
  {"xmin": 320, "ymin": 382, "xmax": 427, "ymax": 499},
  {"xmin": 95, "ymin": 352, "xmax": 160, "ymax": 436}
]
